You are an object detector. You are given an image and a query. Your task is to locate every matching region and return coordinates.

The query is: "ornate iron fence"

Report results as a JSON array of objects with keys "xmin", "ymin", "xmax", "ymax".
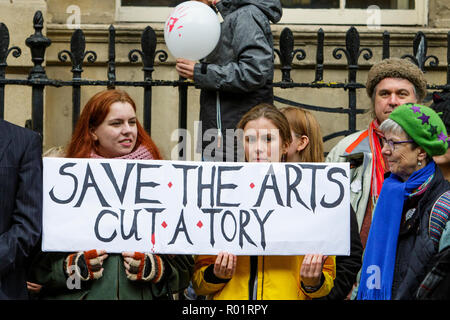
[{"xmin": 1, "ymin": 10, "xmax": 449, "ymax": 151}]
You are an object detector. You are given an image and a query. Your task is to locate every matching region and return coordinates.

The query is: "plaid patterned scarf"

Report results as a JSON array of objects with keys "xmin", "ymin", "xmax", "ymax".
[{"xmin": 90, "ymin": 144, "xmax": 154, "ymax": 160}]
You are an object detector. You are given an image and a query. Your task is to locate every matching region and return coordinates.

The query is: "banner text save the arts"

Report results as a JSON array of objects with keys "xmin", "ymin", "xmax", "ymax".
[{"xmin": 43, "ymin": 158, "xmax": 350, "ymax": 255}]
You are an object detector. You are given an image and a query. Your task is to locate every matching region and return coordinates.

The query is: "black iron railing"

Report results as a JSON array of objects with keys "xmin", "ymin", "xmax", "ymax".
[{"xmin": 1, "ymin": 10, "xmax": 449, "ymax": 149}]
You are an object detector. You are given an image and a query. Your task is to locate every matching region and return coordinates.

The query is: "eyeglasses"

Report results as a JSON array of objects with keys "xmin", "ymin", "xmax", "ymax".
[{"xmin": 381, "ymin": 137, "xmax": 414, "ymax": 151}]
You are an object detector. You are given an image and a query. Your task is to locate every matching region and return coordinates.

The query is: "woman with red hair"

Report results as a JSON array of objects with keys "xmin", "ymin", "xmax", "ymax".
[
  {"xmin": 66, "ymin": 89, "xmax": 162, "ymax": 159},
  {"xmin": 29, "ymin": 89, "xmax": 193, "ymax": 300}
]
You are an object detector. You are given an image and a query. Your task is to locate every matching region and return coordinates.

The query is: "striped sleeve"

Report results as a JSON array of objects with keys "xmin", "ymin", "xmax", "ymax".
[{"xmin": 429, "ymin": 191, "xmax": 450, "ymax": 244}]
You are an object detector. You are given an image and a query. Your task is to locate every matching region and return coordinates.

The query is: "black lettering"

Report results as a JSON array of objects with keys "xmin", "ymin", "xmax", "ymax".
[
  {"xmin": 173, "ymin": 164, "xmax": 198, "ymax": 206},
  {"xmin": 201, "ymin": 208, "xmax": 222, "ymax": 247},
  {"xmin": 75, "ymin": 163, "xmax": 110, "ymax": 207},
  {"xmin": 197, "ymin": 166, "xmax": 216, "ymax": 208},
  {"xmin": 135, "ymin": 164, "xmax": 161, "ymax": 204},
  {"xmin": 239, "ymin": 210, "xmax": 256, "ymax": 248},
  {"xmin": 49, "ymin": 162, "xmax": 78, "ymax": 204},
  {"xmin": 120, "ymin": 209, "xmax": 144, "ymax": 241},
  {"xmin": 254, "ymin": 165, "xmax": 284, "ymax": 207},
  {"xmin": 101, "ymin": 162, "xmax": 135, "ymax": 204},
  {"xmin": 320, "ymin": 167, "xmax": 347, "ymax": 208},
  {"xmin": 251, "ymin": 209, "xmax": 274, "ymax": 250},
  {"xmin": 221, "ymin": 210, "xmax": 237, "ymax": 242},
  {"xmin": 144, "ymin": 208, "xmax": 165, "ymax": 244},
  {"xmin": 168, "ymin": 209, "xmax": 193, "ymax": 245},
  {"xmin": 94, "ymin": 209, "xmax": 118, "ymax": 242},
  {"xmin": 299, "ymin": 164, "xmax": 327, "ymax": 213},
  {"xmin": 285, "ymin": 164, "xmax": 310, "ymax": 210},
  {"xmin": 216, "ymin": 166, "xmax": 242, "ymax": 207}
]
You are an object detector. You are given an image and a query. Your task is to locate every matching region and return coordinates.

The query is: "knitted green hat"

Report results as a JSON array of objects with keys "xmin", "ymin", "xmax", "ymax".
[{"xmin": 389, "ymin": 103, "xmax": 448, "ymax": 156}]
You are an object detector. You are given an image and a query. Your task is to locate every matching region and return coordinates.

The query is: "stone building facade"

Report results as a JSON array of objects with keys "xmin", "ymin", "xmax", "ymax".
[{"xmin": 1, "ymin": 0, "xmax": 450, "ymax": 158}]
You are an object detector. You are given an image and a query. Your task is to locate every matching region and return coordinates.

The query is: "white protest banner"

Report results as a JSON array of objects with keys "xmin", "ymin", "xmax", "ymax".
[{"xmin": 43, "ymin": 158, "xmax": 350, "ymax": 255}]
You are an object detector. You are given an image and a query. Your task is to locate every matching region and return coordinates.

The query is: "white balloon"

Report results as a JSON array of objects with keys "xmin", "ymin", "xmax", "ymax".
[{"xmin": 164, "ymin": 1, "xmax": 221, "ymax": 61}]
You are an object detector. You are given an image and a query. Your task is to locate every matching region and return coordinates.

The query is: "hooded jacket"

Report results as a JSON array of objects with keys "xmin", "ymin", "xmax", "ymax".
[
  {"xmin": 193, "ymin": 0, "xmax": 282, "ymax": 161},
  {"xmin": 192, "ymin": 255, "xmax": 335, "ymax": 300}
]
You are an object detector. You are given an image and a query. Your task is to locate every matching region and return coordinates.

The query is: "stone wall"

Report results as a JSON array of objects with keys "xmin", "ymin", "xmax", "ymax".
[
  {"xmin": 1, "ymin": 0, "xmax": 449, "ymax": 158},
  {"xmin": 429, "ymin": 0, "xmax": 450, "ymax": 28}
]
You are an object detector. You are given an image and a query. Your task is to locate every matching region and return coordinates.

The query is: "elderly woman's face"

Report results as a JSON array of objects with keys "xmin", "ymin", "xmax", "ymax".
[
  {"xmin": 91, "ymin": 102, "xmax": 138, "ymax": 158},
  {"xmin": 381, "ymin": 130, "xmax": 424, "ymax": 181}
]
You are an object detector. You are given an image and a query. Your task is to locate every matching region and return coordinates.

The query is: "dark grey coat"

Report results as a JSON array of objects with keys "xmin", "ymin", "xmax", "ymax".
[
  {"xmin": 193, "ymin": 0, "xmax": 282, "ymax": 161},
  {"xmin": 0, "ymin": 120, "xmax": 42, "ymax": 299}
]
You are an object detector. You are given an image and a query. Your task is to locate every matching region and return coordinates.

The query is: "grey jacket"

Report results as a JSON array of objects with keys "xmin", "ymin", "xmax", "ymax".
[
  {"xmin": 326, "ymin": 130, "xmax": 373, "ymax": 230},
  {"xmin": 194, "ymin": 0, "xmax": 282, "ymax": 160}
]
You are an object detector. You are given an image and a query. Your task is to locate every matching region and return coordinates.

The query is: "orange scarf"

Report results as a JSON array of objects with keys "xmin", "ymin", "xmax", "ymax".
[{"xmin": 368, "ymin": 120, "xmax": 387, "ymax": 204}]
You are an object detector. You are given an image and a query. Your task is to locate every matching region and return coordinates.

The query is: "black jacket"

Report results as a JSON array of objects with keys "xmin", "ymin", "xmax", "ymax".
[
  {"xmin": 392, "ymin": 168, "xmax": 450, "ymax": 299},
  {"xmin": 416, "ymin": 246, "xmax": 450, "ymax": 299},
  {"xmin": 316, "ymin": 206, "xmax": 363, "ymax": 300},
  {"xmin": 0, "ymin": 120, "xmax": 42, "ymax": 299}
]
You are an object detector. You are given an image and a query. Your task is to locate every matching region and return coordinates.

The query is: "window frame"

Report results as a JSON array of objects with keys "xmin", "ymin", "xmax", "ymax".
[{"xmin": 115, "ymin": 0, "xmax": 428, "ymax": 26}]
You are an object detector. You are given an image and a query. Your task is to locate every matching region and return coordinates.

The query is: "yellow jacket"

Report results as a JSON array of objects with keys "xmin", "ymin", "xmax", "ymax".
[{"xmin": 192, "ymin": 255, "xmax": 336, "ymax": 300}]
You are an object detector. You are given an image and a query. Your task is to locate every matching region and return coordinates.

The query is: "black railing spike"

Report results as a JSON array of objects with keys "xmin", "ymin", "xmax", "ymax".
[
  {"xmin": 58, "ymin": 29, "xmax": 97, "ymax": 79},
  {"xmin": 275, "ymin": 27, "xmax": 306, "ymax": 83},
  {"xmin": 178, "ymin": 75, "xmax": 188, "ymax": 160},
  {"xmin": 129, "ymin": 26, "xmax": 168, "ymax": 81},
  {"xmin": 337, "ymin": 26, "xmax": 372, "ymax": 80},
  {"xmin": 58, "ymin": 28, "xmax": 97, "ymax": 131},
  {"xmin": 141, "ymin": 26, "xmax": 157, "ymax": 80},
  {"xmin": 0, "ymin": 23, "xmax": 22, "ymax": 72},
  {"xmin": 25, "ymin": 10, "xmax": 51, "ymax": 136},
  {"xmin": 0, "ymin": 22, "xmax": 21, "ymax": 120},
  {"xmin": 107, "ymin": 25, "xmax": 116, "ymax": 89},
  {"xmin": 26, "ymin": 10, "xmax": 51, "ymax": 80},
  {"xmin": 128, "ymin": 25, "xmax": 168, "ymax": 135},
  {"xmin": 382, "ymin": 30, "xmax": 390, "ymax": 60},
  {"xmin": 447, "ymin": 32, "xmax": 450, "ymax": 86},
  {"xmin": 314, "ymin": 28, "xmax": 324, "ymax": 82},
  {"xmin": 332, "ymin": 26, "xmax": 372, "ymax": 132},
  {"xmin": 402, "ymin": 31, "xmax": 438, "ymax": 72},
  {"xmin": 275, "ymin": 27, "xmax": 293, "ymax": 82}
]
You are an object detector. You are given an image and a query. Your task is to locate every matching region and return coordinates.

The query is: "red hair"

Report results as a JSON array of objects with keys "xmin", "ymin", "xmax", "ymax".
[{"xmin": 65, "ymin": 89, "xmax": 163, "ymax": 159}]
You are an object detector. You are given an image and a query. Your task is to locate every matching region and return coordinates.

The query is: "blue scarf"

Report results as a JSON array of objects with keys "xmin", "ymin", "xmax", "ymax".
[{"xmin": 357, "ymin": 160, "xmax": 436, "ymax": 300}]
